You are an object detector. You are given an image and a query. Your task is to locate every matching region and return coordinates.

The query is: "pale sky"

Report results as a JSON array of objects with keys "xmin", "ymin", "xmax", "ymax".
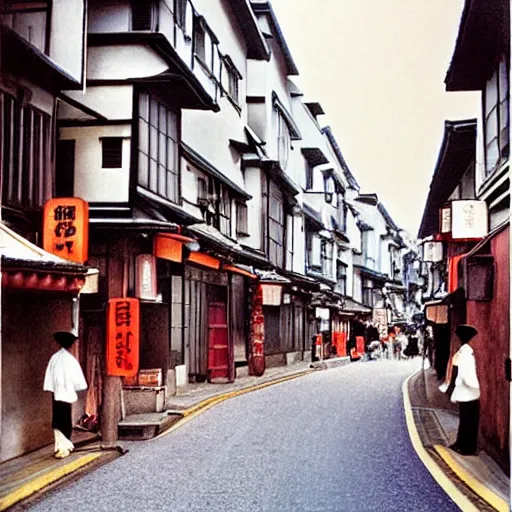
[{"xmin": 271, "ymin": 0, "xmax": 480, "ymax": 235}]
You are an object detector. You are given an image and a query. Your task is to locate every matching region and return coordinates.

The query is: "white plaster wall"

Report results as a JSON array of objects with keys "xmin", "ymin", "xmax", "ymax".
[
  {"xmin": 380, "ymin": 240, "xmax": 391, "ymax": 277},
  {"xmin": 346, "ymin": 209, "xmax": 361, "ymax": 252},
  {"xmin": 50, "ymin": 0, "xmax": 85, "ymax": 82},
  {"xmin": 353, "ymin": 270, "xmax": 362, "ymax": 302},
  {"xmin": 87, "ymin": 46, "xmax": 168, "ymax": 80},
  {"xmin": 265, "ymin": 38, "xmax": 292, "ymax": 115},
  {"xmin": 475, "ymin": 112, "xmax": 485, "ymax": 194},
  {"xmin": 323, "ymin": 132, "xmax": 350, "ymax": 190},
  {"xmin": 63, "ymin": 86, "xmax": 134, "ymax": 121},
  {"xmin": 88, "ymin": 1, "xmax": 130, "ymax": 32},
  {"xmin": 345, "ymin": 252, "xmax": 354, "ymax": 298},
  {"xmin": 303, "ymin": 191, "xmax": 323, "ymax": 214},
  {"xmin": 182, "ymin": 107, "xmax": 247, "ymax": 189},
  {"xmin": 59, "ymin": 124, "xmax": 131, "ymax": 203},
  {"xmin": 247, "ymin": 59, "xmax": 267, "ymax": 98},
  {"xmin": 354, "ymin": 201, "xmax": 388, "ymax": 272},
  {"xmin": 293, "ymin": 214, "xmax": 306, "ymax": 274},
  {"xmin": 181, "ymin": 1, "xmax": 257, "ymax": 216},
  {"xmin": 244, "ymin": 167, "xmax": 263, "ymax": 250}
]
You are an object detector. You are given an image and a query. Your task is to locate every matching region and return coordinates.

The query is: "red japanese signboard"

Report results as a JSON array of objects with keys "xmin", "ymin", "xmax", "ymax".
[
  {"xmin": 43, "ymin": 198, "xmax": 89, "ymax": 264},
  {"xmin": 106, "ymin": 298, "xmax": 140, "ymax": 377}
]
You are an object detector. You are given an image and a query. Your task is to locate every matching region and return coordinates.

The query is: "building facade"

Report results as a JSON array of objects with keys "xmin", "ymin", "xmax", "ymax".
[{"xmin": 419, "ymin": 0, "xmax": 510, "ymax": 473}]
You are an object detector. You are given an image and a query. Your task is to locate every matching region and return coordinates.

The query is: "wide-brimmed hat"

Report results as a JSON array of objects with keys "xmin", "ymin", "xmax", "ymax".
[
  {"xmin": 455, "ymin": 324, "xmax": 478, "ymax": 343},
  {"xmin": 53, "ymin": 331, "xmax": 78, "ymax": 349}
]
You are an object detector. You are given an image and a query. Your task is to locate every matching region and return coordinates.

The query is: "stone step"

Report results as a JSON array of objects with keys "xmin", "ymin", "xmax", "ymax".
[{"xmin": 118, "ymin": 412, "xmax": 182, "ymax": 441}]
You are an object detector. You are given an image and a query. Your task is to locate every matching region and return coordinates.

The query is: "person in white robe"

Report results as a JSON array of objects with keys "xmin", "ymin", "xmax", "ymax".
[{"xmin": 44, "ymin": 332, "xmax": 87, "ymax": 459}]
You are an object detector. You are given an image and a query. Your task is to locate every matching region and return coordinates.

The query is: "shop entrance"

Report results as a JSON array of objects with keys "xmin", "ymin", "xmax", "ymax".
[{"xmin": 208, "ymin": 301, "xmax": 229, "ymax": 382}]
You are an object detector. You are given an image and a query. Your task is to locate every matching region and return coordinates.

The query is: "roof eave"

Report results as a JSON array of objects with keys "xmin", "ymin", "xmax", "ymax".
[
  {"xmin": 250, "ymin": 1, "xmax": 299, "ymax": 76},
  {"xmin": 231, "ymin": 0, "xmax": 271, "ymax": 61},
  {"xmin": 444, "ymin": 0, "xmax": 509, "ymax": 91},
  {"xmin": 417, "ymin": 119, "xmax": 477, "ymax": 238}
]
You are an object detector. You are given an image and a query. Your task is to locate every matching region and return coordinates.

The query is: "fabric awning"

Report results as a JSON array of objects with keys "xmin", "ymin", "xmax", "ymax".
[
  {"xmin": 341, "ymin": 297, "xmax": 372, "ymax": 315},
  {"xmin": 0, "ymin": 222, "xmax": 90, "ymax": 293}
]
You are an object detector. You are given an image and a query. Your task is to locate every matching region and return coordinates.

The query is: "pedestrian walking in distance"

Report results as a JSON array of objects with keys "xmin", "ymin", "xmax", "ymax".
[
  {"xmin": 44, "ymin": 332, "xmax": 88, "ymax": 459},
  {"xmin": 442, "ymin": 324, "xmax": 480, "ymax": 456}
]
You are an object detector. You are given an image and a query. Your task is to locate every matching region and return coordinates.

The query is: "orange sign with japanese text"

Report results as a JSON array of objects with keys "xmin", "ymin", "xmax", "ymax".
[
  {"xmin": 106, "ymin": 298, "xmax": 140, "ymax": 377},
  {"xmin": 43, "ymin": 198, "xmax": 89, "ymax": 264}
]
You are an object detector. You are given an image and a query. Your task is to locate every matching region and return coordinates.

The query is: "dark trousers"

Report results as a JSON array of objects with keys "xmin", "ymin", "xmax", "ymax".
[
  {"xmin": 52, "ymin": 398, "xmax": 72, "ymax": 440},
  {"xmin": 455, "ymin": 399, "xmax": 480, "ymax": 455}
]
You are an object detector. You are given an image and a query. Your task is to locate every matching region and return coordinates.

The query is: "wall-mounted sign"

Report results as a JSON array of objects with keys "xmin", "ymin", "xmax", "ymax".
[
  {"xmin": 425, "ymin": 303, "xmax": 448, "ymax": 324},
  {"xmin": 422, "ymin": 241, "xmax": 443, "ymax": 262},
  {"xmin": 106, "ymin": 298, "xmax": 140, "ymax": 377},
  {"xmin": 451, "ymin": 200, "xmax": 488, "ymax": 240},
  {"xmin": 440, "ymin": 206, "xmax": 451, "ymax": 234},
  {"xmin": 438, "ymin": 200, "xmax": 488, "ymax": 241},
  {"xmin": 43, "ymin": 198, "xmax": 89, "ymax": 263},
  {"xmin": 136, "ymin": 254, "xmax": 157, "ymax": 301},
  {"xmin": 261, "ymin": 284, "xmax": 282, "ymax": 305}
]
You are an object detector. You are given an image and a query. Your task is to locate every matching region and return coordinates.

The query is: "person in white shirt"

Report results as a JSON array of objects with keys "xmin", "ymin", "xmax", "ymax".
[
  {"xmin": 448, "ymin": 324, "xmax": 480, "ymax": 456},
  {"xmin": 44, "ymin": 332, "xmax": 88, "ymax": 459}
]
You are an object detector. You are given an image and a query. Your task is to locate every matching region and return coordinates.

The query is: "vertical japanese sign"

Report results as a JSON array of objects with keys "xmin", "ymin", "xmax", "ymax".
[
  {"xmin": 43, "ymin": 198, "xmax": 89, "ymax": 264},
  {"xmin": 106, "ymin": 298, "xmax": 140, "ymax": 377}
]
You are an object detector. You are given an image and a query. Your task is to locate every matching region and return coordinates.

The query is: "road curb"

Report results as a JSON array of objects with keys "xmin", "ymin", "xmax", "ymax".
[
  {"xmin": 0, "ymin": 453, "xmax": 103, "ymax": 511},
  {"xmin": 402, "ymin": 371, "xmax": 479, "ymax": 512},
  {"xmin": 433, "ymin": 445, "xmax": 509, "ymax": 512},
  {"xmin": 154, "ymin": 369, "xmax": 315, "ymax": 440}
]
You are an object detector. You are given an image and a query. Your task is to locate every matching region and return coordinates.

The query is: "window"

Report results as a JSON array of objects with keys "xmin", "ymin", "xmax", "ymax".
[
  {"xmin": 222, "ymin": 57, "xmax": 241, "ymax": 105},
  {"xmin": 131, "ymin": 1, "xmax": 156, "ymax": 31},
  {"xmin": 1, "ymin": 90, "xmax": 52, "ymax": 208},
  {"xmin": 483, "ymin": 57, "xmax": 509, "ymax": 175},
  {"xmin": 362, "ymin": 230, "xmax": 376, "ymax": 269},
  {"xmin": 217, "ymin": 184, "xmax": 231, "ymax": 237},
  {"xmin": 174, "ymin": 0, "xmax": 187, "ymax": 28},
  {"xmin": 276, "ymin": 112, "xmax": 291, "ymax": 170},
  {"xmin": 321, "ymin": 240, "xmax": 333, "ymax": 277},
  {"xmin": 101, "ymin": 137, "xmax": 123, "ymax": 168},
  {"xmin": 196, "ymin": 174, "xmax": 231, "ymax": 237},
  {"xmin": 194, "ymin": 17, "xmax": 206, "ymax": 62},
  {"xmin": 263, "ymin": 178, "xmax": 285, "ymax": 267},
  {"xmin": 197, "ymin": 176, "xmax": 207, "ymax": 202},
  {"xmin": 305, "ymin": 162, "xmax": 313, "ymax": 190},
  {"xmin": 3, "ymin": 1, "xmax": 49, "ymax": 53},
  {"xmin": 362, "ymin": 279, "xmax": 374, "ymax": 307},
  {"xmin": 137, "ymin": 92, "xmax": 180, "ymax": 203},
  {"xmin": 337, "ymin": 261, "xmax": 347, "ymax": 296},
  {"xmin": 306, "ymin": 231, "xmax": 322, "ymax": 269},
  {"xmin": 324, "ymin": 175, "xmax": 335, "ymax": 204},
  {"xmin": 236, "ymin": 201, "xmax": 249, "ymax": 236}
]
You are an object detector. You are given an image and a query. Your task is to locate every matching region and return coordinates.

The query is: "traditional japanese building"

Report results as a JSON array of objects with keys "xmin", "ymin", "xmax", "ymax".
[{"xmin": 0, "ymin": 0, "xmax": 93, "ymax": 461}]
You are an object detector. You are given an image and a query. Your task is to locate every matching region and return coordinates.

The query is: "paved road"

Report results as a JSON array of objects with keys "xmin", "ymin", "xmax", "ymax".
[{"xmin": 28, "ymin": 360, "xmax": 458, "ymax": 512}]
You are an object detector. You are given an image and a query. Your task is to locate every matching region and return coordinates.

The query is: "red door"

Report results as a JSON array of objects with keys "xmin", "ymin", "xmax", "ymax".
[{"xmin": 208, "ymin": 302, "xmax": 229, "ymax": 382}]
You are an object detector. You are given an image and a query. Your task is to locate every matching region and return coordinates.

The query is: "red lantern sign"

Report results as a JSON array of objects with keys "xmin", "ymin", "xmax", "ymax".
[
  {"xmin": 43, "ymin": 198, "xmax": 89, "ymax": 264},
  {"xmin": 106, "ymin": 298, "xmax": 140, "ymax": 377}
]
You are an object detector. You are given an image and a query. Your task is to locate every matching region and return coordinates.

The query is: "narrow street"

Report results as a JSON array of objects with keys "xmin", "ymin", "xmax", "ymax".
[{"xmin": 27, "ymin": 362, "xmax": 458, "ymax": 512}]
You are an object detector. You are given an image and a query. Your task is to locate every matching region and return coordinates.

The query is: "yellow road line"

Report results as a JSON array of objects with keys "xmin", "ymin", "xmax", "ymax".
[
  {"xmin": 155, "ymin": 370, "xmax": 314, "ymax": 440},
  {"xmin": 434, "ymin": 445, "xmax": 509, "ymax": 512},
  {"xmin": 0, "ymin": 453, "xmax": 102, "ymax": 511},
  {"xmin": 402, "ymin": 373, "xmax": 479, "ymax": 512}
]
